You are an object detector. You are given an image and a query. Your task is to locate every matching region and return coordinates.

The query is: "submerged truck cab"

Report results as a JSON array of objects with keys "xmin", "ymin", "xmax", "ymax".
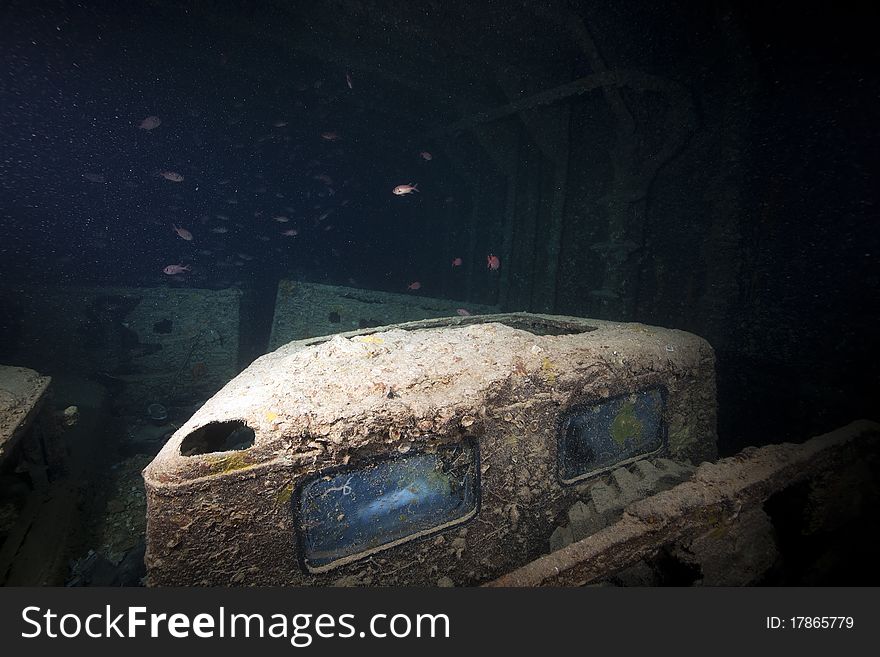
[{"xmin": 143, "ymin": 312, "xmax": 716, "ymax": 586}]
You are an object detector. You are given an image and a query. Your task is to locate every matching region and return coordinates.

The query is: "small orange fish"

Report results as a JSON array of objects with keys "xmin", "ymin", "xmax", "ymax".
[
  {"xmin": 407, "ymin": 281, "xmax": 421, "ymax": 290},
  {"xmin": 451, "ymin": 257, "xmax": 462, "ymax": 267},
  {"xmin": 160, "ymin": 170, "xmax": 184, "ymax": 182},
  {"xmin": 487, "ymin": 254, "xmax": 500, "ymax": 270},
  {"xmin": 393, "ymin": 183, "xmax": 419, "ymax": 196},
  {"xmin": 172, "ymin": 224, "xmax": 193, "ymax": 241}
]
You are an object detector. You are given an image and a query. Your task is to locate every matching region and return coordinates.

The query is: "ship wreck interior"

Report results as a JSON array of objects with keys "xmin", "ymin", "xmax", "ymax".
[{"xmin": 0, "ymin": 0, "xmax": 878, "ymax": 586}]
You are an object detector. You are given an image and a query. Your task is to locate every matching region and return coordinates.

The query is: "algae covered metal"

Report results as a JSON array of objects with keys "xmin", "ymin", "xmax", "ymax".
[
  {"xmin": 0, "ymin": 365, "xmax": 52, "ymax": 466},
  {"xmin": 143, "ymin": 312, "xmax": 717, "ymax": 586}
]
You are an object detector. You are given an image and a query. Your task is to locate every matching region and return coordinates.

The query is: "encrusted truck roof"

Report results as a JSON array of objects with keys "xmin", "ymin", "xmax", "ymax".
[{"xmin": 144, "ymin": 313, "xmax": 712, "ymax": 486}]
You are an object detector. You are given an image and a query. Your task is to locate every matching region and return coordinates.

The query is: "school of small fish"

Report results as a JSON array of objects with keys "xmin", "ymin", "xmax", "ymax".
[{"xmin": 125, "ymin": 90, "xmax": 502, "ymax": 301}]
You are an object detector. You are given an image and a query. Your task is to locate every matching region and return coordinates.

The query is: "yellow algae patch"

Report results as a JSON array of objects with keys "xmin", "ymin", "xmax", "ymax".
[
  {"xmin": 206, "ymin": 451, "xmax": 256, "ymax": 475},
  {"xmin": 541, "ymin": 357, "xmax": 557, "ymax": 384},
  {"xmin": 356, "ymin": 335, "xmax": 384, "ymax": 344},
  {"xmin": 276, "ymin": 483, "xmax": 294, "ymax": 507},
  {"xmin": 610, "ymin": 401, "xmax": 642, "ymax": 446},
  {"xmin": 264, "ymin": 410, "xmax": 278, "ymax": 422}
]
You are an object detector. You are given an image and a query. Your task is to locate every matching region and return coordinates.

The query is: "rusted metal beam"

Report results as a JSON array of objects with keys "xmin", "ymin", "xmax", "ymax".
[{"xmin": 435, "ymin": 69, "xmax": 691, "ymax": 136}]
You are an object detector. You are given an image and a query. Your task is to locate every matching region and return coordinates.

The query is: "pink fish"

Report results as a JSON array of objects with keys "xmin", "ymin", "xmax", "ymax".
[
  {"xmin": 407, "ymin": 281, "xmax": 421, "ymax": 290},
  {"xmin": 419, "ymin": 151, "xmax": 432, "ymax": 161},
  {"xmin": 172, "ymin": 224, "xmax": 193, "ymax": 241},
  {"xmin": 487, "ymin": 254, "xmax": 500, "ymax": 270},
  {"xmin": 451, "ymin": 257, "xmax": 462, "ymax": 267},
  {"xmin": 281, "ymin": 229, "xmax": 299, "ymax": 237},
  {"xmin": 456, "ymin": 308, "xmax": 471, "ymax": 316},
  {"xmin": 160, "ymin": 171, "xmax": 184, "ymax": 182},
  {"xmin": 393, "ymin": 183, "xmax": 419, "ymax": 196},
  {"xmin": 346, "ymin": 72, "xmax": 353, "ymax": 89},
  {"xmin": 139, "ymin": 115, "xmax": 161, "ymax": 130},
  {"xmin": 163, "ymin": 264, "xmax": 190, "ymax": 275},
  {"xmin": 320, "ymin": 131, "xmax": 340, "ymax": 141}
]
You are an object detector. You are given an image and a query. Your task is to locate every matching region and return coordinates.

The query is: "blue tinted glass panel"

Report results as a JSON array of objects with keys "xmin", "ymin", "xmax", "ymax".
[
  {"xmin": 558, "ymin": 388, "xmax": 665, "ymax": 483},
  {"xmin": 297, "ymin": 440, "xmax": 478, "ymax": 571}
]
